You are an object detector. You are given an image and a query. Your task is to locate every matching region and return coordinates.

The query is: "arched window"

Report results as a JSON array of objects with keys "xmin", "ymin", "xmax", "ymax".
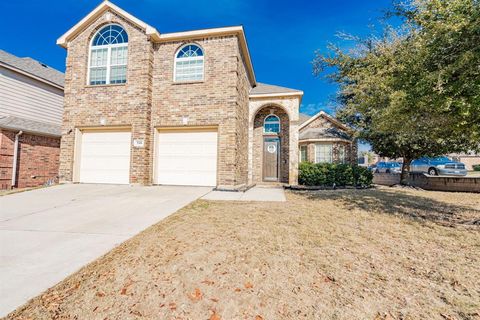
[
  {"xmin": 174, "ymin": 44, "xmax": 204, "ymax": 82},
  {"xmin": 264, "ymin": 115, "xmax": 280, "ymax": 133},
  {"xmin": 89, "ymin": 24, "xmax": 128, "ymax": 85}
]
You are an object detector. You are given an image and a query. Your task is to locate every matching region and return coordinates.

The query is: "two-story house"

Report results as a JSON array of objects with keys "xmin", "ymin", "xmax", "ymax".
[
  {"xmin": 0, "ymin": 50, "xmax": 64, "ymax": 189},
  {"xmin": 57, "ymin": 1, "xmax": 303, "ymax": 190}
]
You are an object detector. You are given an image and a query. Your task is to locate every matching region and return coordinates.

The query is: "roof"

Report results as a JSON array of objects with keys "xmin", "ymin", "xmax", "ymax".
[
  {"xmin": 57, "ymin": 1, "xmax": 161, "ymax": 46},
  {"xmin": 299, "ymin": 110, "xmax": 350, "ymax": 131},
  {"xmin": 0, "ymin": 115, "xmax": 62, "ymax": 137},
  {"xmin": 57, "ymin": 1, "xmax": 256, "ymax": 85},
  {"xmin": 250, "ymin": 82, "xmax": 303, "ymax": 97},
  {"xmin": 0, "ymin": 50, "xmax": 64, "ymax": 88},
  {"xmin": 299, "ymin": 113, "xmax": 311, "ymax": 125},
  {"xmin": 299, "ymin": 127, "xmax": 352, "ymax": 142}
]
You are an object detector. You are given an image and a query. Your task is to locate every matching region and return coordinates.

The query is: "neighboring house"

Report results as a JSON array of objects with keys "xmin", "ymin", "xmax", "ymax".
[
  {"xmin": 0, "ymin": 50, "xmax": 64, "ymax": 190},
  {"xmin": 450, "ymin": 152, "xmax": 480, "ymax": 171},
  {"xmin": 56, "ymin": 1, "xmax": 303, "ymax": 189},
  {"xmin": 298, "ymin": 111, "xmax": 357, "ymax": 165}
]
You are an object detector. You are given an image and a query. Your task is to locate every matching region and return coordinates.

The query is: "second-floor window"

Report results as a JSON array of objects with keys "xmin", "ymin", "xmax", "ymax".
[
  {"xmin": 264, "ymin": 115, "xmax": 280, "ymax": 133},
  {"xmin": 89, "ymin": 24, "xmax": 128, "ymax": 85},
  {"xmin": 174, "ymin": 44, "xmax": 204, "ymax": 82}
]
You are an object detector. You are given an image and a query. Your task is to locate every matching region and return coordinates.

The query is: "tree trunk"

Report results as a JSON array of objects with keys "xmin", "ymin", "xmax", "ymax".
[{"xmin": 400, "ymin": 158, "xmax": 411, "ymax": 185}]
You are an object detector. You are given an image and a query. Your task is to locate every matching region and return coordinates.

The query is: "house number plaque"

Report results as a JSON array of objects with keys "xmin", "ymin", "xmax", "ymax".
[
  {"xmin": 267, "ymin": 145, "xmax": 277, "ymax": 153},
  {"xmin": 133, "ymin": 138, "xmax": 145, "ymax": 148}
]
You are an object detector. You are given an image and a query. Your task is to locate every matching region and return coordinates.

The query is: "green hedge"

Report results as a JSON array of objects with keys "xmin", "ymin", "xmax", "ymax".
[
  {"xmin": 298, "ymin": 162, "xmax": 373, "ymax": 187},
  {"xmin": 473, "ymin": 164, "xmax": 480, "ymax": 171}
]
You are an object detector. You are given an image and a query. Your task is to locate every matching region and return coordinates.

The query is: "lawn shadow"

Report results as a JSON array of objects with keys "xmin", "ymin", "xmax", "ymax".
[{"xmin": 298, "ymin": 188, "xmax": 480, "ymax": 227}]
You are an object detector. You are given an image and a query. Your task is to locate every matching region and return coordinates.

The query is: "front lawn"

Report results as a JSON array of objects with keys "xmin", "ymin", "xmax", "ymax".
[{"xmin": 7, "ymin": 187, "xmax": 480, "ymax": 320}]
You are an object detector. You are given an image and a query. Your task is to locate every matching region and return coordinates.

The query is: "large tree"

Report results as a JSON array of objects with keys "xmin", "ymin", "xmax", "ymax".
[{"xmin": 313, "ymin": 0, "xmax": 480, "ymax": 184}]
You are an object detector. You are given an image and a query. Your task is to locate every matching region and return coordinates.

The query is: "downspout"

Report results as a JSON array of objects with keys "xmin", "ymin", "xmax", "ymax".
[{"xmin": 11, "ymin": 131, "xmax": 23, "ymax": 188}]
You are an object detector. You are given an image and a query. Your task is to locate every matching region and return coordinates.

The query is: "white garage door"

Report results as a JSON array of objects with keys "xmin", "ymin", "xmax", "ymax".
[
  {"xmin": 155, "ymin": 129, "xmax": 217, "ymax": 186},
  {"xmin": 79, "ymin": 131, "xmax": 131, "ymax": 184}
]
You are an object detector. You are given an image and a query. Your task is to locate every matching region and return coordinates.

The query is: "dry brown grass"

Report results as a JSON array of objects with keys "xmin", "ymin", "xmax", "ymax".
[{"xmin": 6, "ymin": 187, "xmax": 480, "ymax": 320}]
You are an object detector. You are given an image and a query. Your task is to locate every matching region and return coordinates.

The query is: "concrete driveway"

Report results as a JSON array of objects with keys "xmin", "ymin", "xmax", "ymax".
[{"xmin": 0, "ymin": 184, "xmax": 211, "ymax": 317}]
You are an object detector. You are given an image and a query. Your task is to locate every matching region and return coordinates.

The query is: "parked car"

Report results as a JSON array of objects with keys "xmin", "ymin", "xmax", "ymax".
[
  {"xmin": 410, "ymin": 157, "xmax": 467, "ymax": 176},
  {"xmin": 374, "ymin": 161, "xmax": 402, "ymax": 174}
]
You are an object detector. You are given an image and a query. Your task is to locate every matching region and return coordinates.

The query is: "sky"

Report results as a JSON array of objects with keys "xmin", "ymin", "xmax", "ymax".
[{"xmin": 0, "ymin": 0, "xmax": 392, "ymax": 121}]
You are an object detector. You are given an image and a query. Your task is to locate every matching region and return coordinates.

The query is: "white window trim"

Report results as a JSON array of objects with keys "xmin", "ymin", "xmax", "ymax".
[
  {"xmin": 173, "ymin": 43, "xmax": 205, "ymax": 82},
  {"xmin": 314, "ymin": 143, "xmax": 333, "ymax": 163},
  {"xmin": 263, "ymin": 114, "xmax": 281, "ymax": 134},
  {"xmin": 87, "ymin": 24, "xmax": 128, "ymax": 86}
]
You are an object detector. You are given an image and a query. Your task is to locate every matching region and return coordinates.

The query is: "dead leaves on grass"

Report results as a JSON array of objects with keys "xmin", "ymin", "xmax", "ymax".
[
  {"xmin": 188, "ymin": 287, "xmax": 203, "ymax": 301},
  {"xmin": 95, "ymin": 291, "xmax": 105, "ymax": 298},
  {"xmin": 374, "ymin": 312, "xmax": 396, "ymax": 320},
  {"xmin": 209, "ymin": 310, "xmax": 221, "ymax": 320},
  {"xmin": 202, "ymin": 279, "xmax": 215, "ymax": 285},
  {"xmin": 119, "ymin": 278, "xmax": 134, "ymax": 295},
  {"xmin": 168, "ymin": 302, "xmax": 177, "ymax": 311}
]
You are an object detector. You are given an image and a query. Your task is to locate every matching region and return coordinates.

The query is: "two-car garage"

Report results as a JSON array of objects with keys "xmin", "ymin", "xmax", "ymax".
[{"xmin": 75, "ymin": 128, "xmax": 218, "ymax": 187}]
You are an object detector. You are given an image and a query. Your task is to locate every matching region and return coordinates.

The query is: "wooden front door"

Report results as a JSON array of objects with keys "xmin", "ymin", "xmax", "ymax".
[{"xmin": 263, "ymin": 137, "xmax": 280, "ymax": 181}]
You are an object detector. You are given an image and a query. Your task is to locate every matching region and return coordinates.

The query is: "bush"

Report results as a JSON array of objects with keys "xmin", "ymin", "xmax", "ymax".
[
  {"xmin": 298, "ymin": 162, "xmax": 373, "ymax": 187},
  {"xmin": 473, "ymin": 164, "xmax": 480, "ymax": 171}
]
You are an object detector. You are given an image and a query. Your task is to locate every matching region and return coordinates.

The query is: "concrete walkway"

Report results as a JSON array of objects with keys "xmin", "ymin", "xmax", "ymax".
[
  {"xmin": 202, "ymin": 186, "xmax": 286, "ymax": 201},
  {"xmin": 0, "ymin": 184, "xmax": 211, "ymax": 317}
]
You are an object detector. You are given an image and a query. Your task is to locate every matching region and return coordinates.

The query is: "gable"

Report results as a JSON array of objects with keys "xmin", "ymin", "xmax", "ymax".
[
  {"xmin": 299, "ymin": 111, "xmax": 350, "ymax": 133},
  {"xmin": 57, "ymin": 1, "xmax": 160, "ymax": 48},
  {"xmin": 298, "ymin": 111, "xmax": 352, "ymax": 141}
]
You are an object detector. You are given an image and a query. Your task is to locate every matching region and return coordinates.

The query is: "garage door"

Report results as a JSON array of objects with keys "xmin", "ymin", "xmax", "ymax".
[
  {"xmin": 78, "ymin": 131, "xmax": 131, "ymax": 184},
  {"xmin": 155, "ymin": 129, "xmax": 217, "ymax": 186}
]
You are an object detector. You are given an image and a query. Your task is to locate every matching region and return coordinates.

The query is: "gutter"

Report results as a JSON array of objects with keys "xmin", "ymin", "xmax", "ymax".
[{"xmin": 11, "ymin": 131, "xmax": 23, "ymax": 188}]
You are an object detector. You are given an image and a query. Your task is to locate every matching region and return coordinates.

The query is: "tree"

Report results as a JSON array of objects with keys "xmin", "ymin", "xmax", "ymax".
[{"xmin": 313, "ymin": 0, "xmax": 480, "ymax": 184}]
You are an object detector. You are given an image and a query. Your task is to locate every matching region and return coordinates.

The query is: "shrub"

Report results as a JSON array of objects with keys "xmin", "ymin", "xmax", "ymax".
[
  {"xmin": 352, "ymin": 165, "xmax": 374, "ymax": 187},
  {"xmin": 299, "ymin": 162, "xmax": 372, "ymax": 187},
  {"xmin": 473, "ymin": 164, "xmax": 480, "ymax": 171}
]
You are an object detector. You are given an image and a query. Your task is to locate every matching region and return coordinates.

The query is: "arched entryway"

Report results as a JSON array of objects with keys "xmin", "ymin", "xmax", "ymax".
[{"xmin": 252, "ymin": 105, "xmax": 290, "ymax": 183}]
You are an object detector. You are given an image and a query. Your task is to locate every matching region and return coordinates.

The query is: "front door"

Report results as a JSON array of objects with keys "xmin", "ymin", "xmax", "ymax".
[{"xmin": 263, "ymin": 137, "xmax": 280, "ymax": 181}]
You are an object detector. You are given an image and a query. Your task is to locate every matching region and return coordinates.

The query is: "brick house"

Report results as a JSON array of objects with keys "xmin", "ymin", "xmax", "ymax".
[
  {"xmin": 56, "ymin": 1, "xmax": 304, "ymax": 189},
  {"xmin": 0, "ymin": 50, "xmax": 64, "ymax": 190},
  {"xmin": 298, "ymin": 111, "xmax": 357, "ymax": 165}
]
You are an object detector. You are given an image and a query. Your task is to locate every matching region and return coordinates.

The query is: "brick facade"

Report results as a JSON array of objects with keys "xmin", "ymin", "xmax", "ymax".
[
  {"xmin": 59, "ymin": 10, "xmax": 252, "ymax": 189},
  {"xmin": 0, "ymin": 130, "xmax": 60, "ymax": 189}
]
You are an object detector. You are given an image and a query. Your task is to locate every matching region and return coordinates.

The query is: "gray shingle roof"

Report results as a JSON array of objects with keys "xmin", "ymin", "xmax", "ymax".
[
  {"xmin": 0, "ymin": 50, "xmax": 64, "ymax": 87},
  {"xmin": 0, "ymin": 115, "xmax": 62, "ymax": 137},
  {"xmin": 299, "ymin": 127, "xmax": 351, "ymax": 141},
  {"xmin": 250, "ymin": 82, "xmax": 302, "ymax": 96}
]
